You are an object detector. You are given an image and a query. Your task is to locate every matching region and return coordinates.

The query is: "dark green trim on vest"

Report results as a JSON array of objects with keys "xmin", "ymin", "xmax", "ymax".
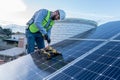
[{"xmin": 29, "ymin": 11, "xmax": 54, "ymax": 33}]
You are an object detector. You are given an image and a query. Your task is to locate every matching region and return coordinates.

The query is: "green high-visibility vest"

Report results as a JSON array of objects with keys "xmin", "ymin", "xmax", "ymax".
[{"xmin": 29, "ymin": 11, "xmax": 54, "ymax": 33}]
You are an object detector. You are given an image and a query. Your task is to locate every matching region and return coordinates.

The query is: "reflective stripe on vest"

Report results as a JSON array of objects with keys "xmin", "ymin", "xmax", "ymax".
[{"xmin": 29, "ymin": 11, "xmax": 54, "ymax": 33}]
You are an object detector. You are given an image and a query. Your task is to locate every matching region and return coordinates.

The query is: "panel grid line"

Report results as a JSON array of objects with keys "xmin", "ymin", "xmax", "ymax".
[
  {"xmin": 94, "ymin": 44, "xmax": 120, "ymax": 80},
  {"xmin": 73, "ymin": 65, "xmax": 115, "ymax": 80}
]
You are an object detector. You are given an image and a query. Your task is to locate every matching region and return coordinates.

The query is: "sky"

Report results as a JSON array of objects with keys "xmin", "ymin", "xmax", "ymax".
[{"xmin": 0, "ymin": 0, "xmax": 120, "ymax": 25}]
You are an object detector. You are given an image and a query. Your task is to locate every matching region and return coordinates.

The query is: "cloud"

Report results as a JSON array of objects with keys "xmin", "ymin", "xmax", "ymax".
[
  {"xmin": 0, "ymin": 0, "xmax": 26, "ymax": 13},
  {"xmin": 67, "ymin": 11, "xmax": 120, "ymax": 25},
  {"xmin": 0, "ymin": 0, "xmax": 27, "ymax": 25}
]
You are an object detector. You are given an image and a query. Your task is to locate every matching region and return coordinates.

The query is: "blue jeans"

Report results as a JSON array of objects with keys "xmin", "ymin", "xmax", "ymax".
[{"xmin": 26, "ymin": 29, "xmax": 45, "ymax": 54}]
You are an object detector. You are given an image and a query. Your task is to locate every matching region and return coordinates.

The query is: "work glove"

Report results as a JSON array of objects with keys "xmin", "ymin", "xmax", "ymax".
[{"xmin": 44, "ymin": 34, "xmax": 51, "ymax": 44}]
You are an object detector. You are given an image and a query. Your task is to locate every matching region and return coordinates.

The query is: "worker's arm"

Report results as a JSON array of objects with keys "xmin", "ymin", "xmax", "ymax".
[
  {"xmin": 45, "ymin": 28, "xmax": 51, "ymax": 43},
  {"xmin": 47, "ymin": 28, "xmax": 51, "ymax": 39},
  {"xmin": 34, "ymin": 9, "xmax": 48, "ymax": 35}
]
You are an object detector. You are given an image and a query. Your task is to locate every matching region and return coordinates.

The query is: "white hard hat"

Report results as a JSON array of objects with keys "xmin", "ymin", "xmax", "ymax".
[{"xmin": 58, "ymin": 9, "xmax": 66, "ymax": 20}]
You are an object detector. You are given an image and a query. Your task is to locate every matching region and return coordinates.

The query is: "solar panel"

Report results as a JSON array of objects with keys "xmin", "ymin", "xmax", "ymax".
[
  {"xmin": 31, "ymin": 40, "xmax": 102, "ymax": 77},
  {"xmin": 44, "ymin": 21, "xmax": 120, "ymax": 79},
  {"xmin": 72, "ymin": 21, "xmax": 120, "ymax": 39},
  {"xmin": 46, "ymin": 41, "xmax": 120, "ymax": 80}
]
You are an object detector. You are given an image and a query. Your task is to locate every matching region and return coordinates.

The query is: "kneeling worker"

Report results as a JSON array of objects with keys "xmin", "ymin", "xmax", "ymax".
[{"xmin": 26, "ymin": 9, "xmax": 66, "ymax": 54}]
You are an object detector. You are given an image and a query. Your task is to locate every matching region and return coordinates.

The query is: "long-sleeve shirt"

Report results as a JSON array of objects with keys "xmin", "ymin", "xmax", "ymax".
[{"xmin": 27, "ymin": 9, "xmax": 52, "ymax": 38}]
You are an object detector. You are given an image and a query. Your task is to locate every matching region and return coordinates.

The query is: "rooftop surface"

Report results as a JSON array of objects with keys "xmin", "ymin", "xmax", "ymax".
[{"xmin": 0, "ymin": 20, "xmax": 120, "ymax": 80}]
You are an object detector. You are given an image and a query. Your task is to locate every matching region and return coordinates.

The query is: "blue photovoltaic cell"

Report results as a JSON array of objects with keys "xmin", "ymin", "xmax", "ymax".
[
  {"xmin": 95, "ymin": 76, "xmax": 115, "ymax": 80},
  {"xmin": 96, "ymin": 56, "xmax": 116, "ymax": 64},
  {"xmin": 73, "ymin": 70, "xmax": 99, "ymax": 80},
  {"xmin": 49, "ymin": 73, "xmax": 71, "ymax": 80},
  {"xmin": 72, "ymin": 21, "xmax": 120, "ymax": 39},
  {"xmin": 103, "ymin": 66, "xmax": 120, "ymax": 79},
  {"xmin": 87, "ymin": 62, "xmax": 108, "ymax": 73},
  {"xmin": 73, "ymin": 59, "xmax": 92, "ymax": 68},
  {"xmin": 63, "ymin": 65, "xmax": 83, "ymax": 77},
  {"xmin": 113, "ymin": 59, "xmax": 120, "ymax": 67},
  {"xmin": 49, "ymin": 42, "xmax": 120, "ymax": 80}
]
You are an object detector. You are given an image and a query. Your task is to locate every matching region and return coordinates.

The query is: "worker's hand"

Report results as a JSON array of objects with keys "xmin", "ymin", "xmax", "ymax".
[
  {"xmin": 44, "ymin": 34, "xmax": 51, "ymax": 44},
  {"xmin": 44, "ymin": 34, "xmax": 49, "ymax": 40},
  {"xmin": 47, "ymin": 38, "xmax": 51, "ymax": 44}
]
